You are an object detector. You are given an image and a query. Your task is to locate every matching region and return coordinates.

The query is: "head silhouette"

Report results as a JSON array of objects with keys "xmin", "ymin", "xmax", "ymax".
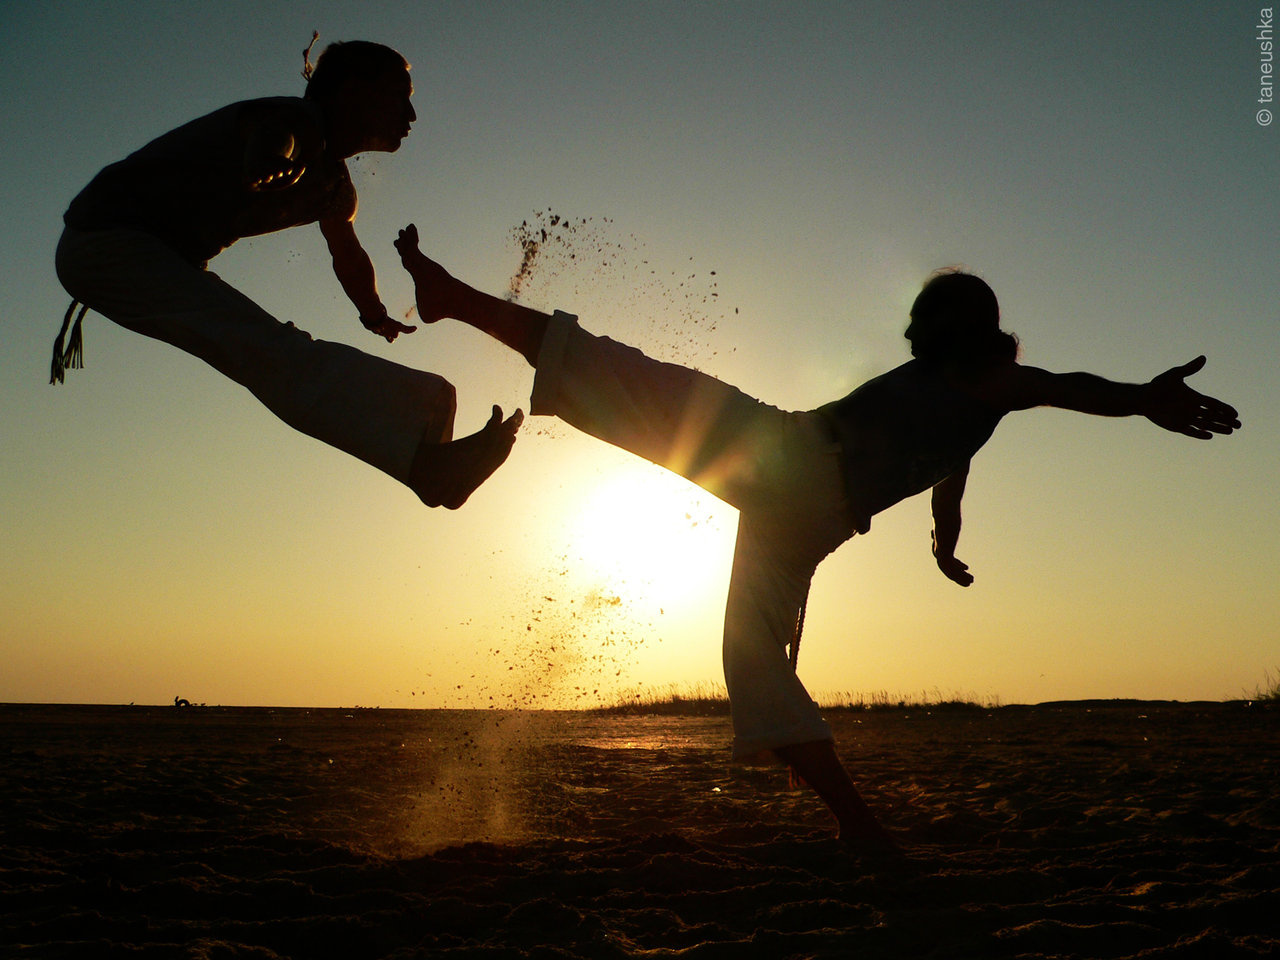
[
  {"xmin": 304, "ymin": 41, "xmax": 414, "ymax": 156},
  {"xmin": 304, "ymin": 41, "xmax": 409, "ymax": 104},
  {"xmin": 906, "ymin": 270, "xmax": 1018, "ymax": 365}
]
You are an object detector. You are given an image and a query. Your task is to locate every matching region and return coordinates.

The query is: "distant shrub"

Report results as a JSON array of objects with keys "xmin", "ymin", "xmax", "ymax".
[{"xmin": 1246, "ymin": 668, "xmax": 1280, "ymax": 702}]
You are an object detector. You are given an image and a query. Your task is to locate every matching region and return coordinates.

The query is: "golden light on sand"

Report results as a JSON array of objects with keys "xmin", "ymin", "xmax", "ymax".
[{"xmin": 567, "ymin": 465, "xmax": 737, "ymax": 610}]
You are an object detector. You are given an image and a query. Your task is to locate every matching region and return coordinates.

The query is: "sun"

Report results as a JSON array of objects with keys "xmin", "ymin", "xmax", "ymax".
[{"xmin": 567, "ymin": 464, "xmax": 738, "ymax": 611}]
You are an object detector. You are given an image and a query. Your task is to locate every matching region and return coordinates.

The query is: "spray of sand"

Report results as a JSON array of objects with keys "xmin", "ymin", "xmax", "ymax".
[
  {"xmin": 385, "ymin": 211, "xmax": 737, "ymax": 851},
  {"xmin": 504, "ymin": 208, "xmax": 735, "ymax": 370}
]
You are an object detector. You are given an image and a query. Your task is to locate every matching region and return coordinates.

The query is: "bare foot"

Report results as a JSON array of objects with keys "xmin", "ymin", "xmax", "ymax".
[
  {"xmin": 409, "ymin": 405, "xmax": 523, "ymax": 509},
  {"xmin": 394, "ymin": 224, "xmax": 459, "ymax": 324},
  {"xmin": 838, "ymin": 817, "xmax": 904, "ymax": 858}
]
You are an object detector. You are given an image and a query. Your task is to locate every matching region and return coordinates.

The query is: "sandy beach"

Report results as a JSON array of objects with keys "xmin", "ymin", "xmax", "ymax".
[{"xmin": 2, "ymin": 701, "xmax": 1276, "ymax": 958}]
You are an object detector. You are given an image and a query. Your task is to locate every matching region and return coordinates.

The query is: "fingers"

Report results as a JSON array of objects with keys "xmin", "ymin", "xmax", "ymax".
[
  {"xmin": 370, "ymin": 318, "xmax": 417, "ymax": 343},
  {"xmin": 1177, "ymin": 355, "xmax": 1207, "ymax": 379},
  {"xmin": 1155, "ymin": 355, "xmax": 1207, "ymax": 386},
  {"xmin": 1152, "ymin": 356, "xmax": 1241, "ymax": 438},
  {"xmin": 1178, "ymin": 415, "xmax": 1239, "ymax": 440},
  {"xmin": 936, "ymin": 555, "xmax": 973, "ymax": 587},
  {"xmin": 1186, "ymin": 417, "xmax": 1239, "ymax": 439},
  {"xmin": 1209, "ymin": 398, "xmax": 1242, "ymax": 429},
  {"xmin": 1188, "ymin": 395, "xmax": 1242, "ymax": 437}
]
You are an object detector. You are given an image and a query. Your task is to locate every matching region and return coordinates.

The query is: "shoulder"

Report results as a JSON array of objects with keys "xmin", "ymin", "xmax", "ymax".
[
  {"xmin": 234, "ymin": 97, "xmax": 324, "ymax": 141},
  {"xmin": 324, "ymin": 160, "xmax": 357, "ymax": 220},
  {"xmin": 234, "ymin": 96, "xmax": 318, "ymax": 122},
  {"xmin": 846, "ymin": 360, "xmax": 920, "ymax": 397}
]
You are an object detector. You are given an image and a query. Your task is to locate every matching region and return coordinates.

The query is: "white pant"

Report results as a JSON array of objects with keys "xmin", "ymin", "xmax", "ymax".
[
  {"xmin": 55, "ymin": 227, "xmax": 455, "ymax": 489},
  {"xmin": 532, "ymin": 312, "xmax": 856, "ymax": 757}
]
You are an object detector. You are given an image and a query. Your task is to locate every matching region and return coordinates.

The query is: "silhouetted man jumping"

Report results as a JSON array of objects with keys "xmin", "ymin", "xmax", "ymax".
[{"xmin": 54, "ymin": 40, "xmax": 519, "ymax": 509}]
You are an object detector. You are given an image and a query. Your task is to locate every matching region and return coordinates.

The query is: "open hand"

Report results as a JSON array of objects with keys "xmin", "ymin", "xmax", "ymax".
[
  {"xmin": 932, "ymin": 531, "xmax": 974, "ymax": 586},
  {"xmin": 1144, "ymin": 356, "xmax": 1240, "ymax": 439},
  {"xmin": 935, "ymin": 552, "xmax": 974, "ymax": 587}
]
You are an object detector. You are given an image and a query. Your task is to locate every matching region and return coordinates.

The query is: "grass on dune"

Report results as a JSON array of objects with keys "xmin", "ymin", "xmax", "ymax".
[
  {"xmin": 598, "ymin": 670, "xmax": 1280, "ymax": 716},
  {"xmin": 598, "ymin": 682, "xmax": 731, "ymax": 716},
  {"xmin": 598, "ymin": 683, "xmax": 1001, "ymax": 716},
  {"xmin": 1245, "ymin": 668, "xmax": 1280, "ymax": 702}
]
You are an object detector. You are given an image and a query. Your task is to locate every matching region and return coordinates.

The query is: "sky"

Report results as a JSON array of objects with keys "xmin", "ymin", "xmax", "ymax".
[{"xmin": 2, "ymin": 1, "xmax": 1276, "ymax": 710}]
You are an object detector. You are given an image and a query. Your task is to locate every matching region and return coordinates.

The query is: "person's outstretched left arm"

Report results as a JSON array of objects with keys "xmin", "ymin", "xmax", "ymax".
[{"xmin": 931, "ymin": 463, "xmax": 974, "ymax": 586}]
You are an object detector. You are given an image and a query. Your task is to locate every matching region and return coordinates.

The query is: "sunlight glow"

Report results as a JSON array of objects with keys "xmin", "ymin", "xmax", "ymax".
[{"xmin": 567, "ymin": 465, "xmax": 737, "ymax": 612}]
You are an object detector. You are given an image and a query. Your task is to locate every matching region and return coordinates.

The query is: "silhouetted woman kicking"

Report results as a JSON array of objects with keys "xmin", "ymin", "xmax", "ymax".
[{"xmin": 394, "ymin": 223, "xmax": 1240, "ymax": 849}]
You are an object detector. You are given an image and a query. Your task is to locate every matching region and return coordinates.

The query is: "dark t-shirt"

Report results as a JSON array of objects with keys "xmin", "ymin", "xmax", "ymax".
[
  {"xmin": 818, "ymin": 359, "xmax": 1005, "ymax": 531},
  {"xmin": 64, "ymin": 97, "xmax": 354, "ymax": 266}
]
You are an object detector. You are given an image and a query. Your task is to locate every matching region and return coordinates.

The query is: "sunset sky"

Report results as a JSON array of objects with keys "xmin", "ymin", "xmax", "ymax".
[{"xmin": 3, "ymin": 1, "xmax": 1275, "ymax": 710}]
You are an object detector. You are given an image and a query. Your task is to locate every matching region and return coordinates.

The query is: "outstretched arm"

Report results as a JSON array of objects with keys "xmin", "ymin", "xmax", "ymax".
[
  {"xmin": 994, "ymin": 357, "xmax": 1240, "ymax": 438},
  {"xmin": 931, "ymin": 463, "xmax": 974, "ymax": 586},
  {"xmin": 319, "ymin": 214, "xmax": 416, "ymax": 343}
]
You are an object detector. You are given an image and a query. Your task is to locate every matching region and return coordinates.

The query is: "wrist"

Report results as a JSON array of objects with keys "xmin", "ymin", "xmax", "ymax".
[{"xmin": 1135, "ymin": 381, "xmax": 1156, "ymax": 418}]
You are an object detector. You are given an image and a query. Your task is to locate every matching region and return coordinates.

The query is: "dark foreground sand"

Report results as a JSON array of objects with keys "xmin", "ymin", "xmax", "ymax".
[{"xmin": 2, "ymin": 701, "xmax": 1277, "ymax": 959}]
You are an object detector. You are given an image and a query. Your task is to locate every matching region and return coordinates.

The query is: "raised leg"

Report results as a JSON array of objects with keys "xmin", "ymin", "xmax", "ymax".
[{"xmin": 396, "ymin": 224, "xmax": 548, "ymax": 365}]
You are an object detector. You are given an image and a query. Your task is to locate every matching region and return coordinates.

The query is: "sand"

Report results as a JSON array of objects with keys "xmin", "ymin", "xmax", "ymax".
[{"xmin": 2, "ymin": 701, "xmax": 1276, "ymax": 959}]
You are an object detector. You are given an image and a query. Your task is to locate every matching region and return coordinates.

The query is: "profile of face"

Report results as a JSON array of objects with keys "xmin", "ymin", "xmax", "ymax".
[
  {"xmin": 904, "ymin": 272, "xmax": 1000, "ymax": 357},
  {"xmin": 329, "ymin": 66, "xmax": 416, "ymax": 155},
  {"xmin": 358, "ymin": 67, "xmax": 416, "ymax": 152},
  {"xmin": 903, "ymin": 313, "xmax": 935, "ymax": 348}
]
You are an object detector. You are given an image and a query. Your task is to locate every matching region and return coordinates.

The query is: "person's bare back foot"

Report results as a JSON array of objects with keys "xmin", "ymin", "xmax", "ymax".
[
  {"xmin": 839, "ymin": 818, "xmax": 904, "ymax": 859},
  {"xmin": 409, "ymin": 405, "xmax": 523, "ymax": 509}
]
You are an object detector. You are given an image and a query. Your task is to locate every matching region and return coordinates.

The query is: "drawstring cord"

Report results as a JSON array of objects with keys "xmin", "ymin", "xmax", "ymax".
[
  {"xmin": 790, "ymin": 587, "xmax": 808, "ymax": 671},
  {"xmin": 50, "ymin": 299, "xmax": 89, "ymax": 384},
  {"xmin": 786, "ymin": 585, "xmax": 810, "ymax": 789}
]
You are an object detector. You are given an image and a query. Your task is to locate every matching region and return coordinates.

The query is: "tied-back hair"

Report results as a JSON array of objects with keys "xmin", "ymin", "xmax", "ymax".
[
  {"xmin": 302, "ymin": 38, "xmax": 408, "ymax": 102},
  {"xmin": 908, "ymin": 269, "xmax": 1020, "ymax": 366}
]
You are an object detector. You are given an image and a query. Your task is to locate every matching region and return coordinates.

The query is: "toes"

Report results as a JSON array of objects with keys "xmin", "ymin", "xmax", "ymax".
[{"xmin": 394, "ymin": 224, "xmax": 419, "ymax": 256}]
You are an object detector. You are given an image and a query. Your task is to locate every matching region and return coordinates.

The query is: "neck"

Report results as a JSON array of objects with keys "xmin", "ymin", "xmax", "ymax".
[{"xmin": 314, "ymin": 100, "xmax": 361, "ymax": 159}]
